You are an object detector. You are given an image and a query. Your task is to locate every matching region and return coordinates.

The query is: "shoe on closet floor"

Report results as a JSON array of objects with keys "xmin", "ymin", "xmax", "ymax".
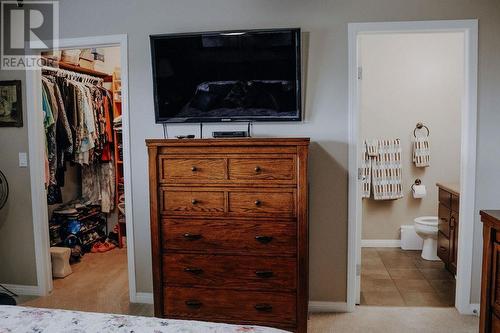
[
  {"xmin": 98, "ymin": 241, "xmax": 116, "ymax": 253},
  {"xmin": 90, "ymin": 242, "xmax": 103, "ymax": 253}
]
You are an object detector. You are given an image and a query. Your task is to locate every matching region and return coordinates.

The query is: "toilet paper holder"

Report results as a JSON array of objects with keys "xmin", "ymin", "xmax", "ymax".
[{"xmin": 411, "ymin": 179, "xmax": 422, "ymax": 191}]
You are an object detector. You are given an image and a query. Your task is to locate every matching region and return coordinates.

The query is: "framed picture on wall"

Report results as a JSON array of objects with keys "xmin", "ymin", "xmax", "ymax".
[{"xmin": 0, "ymin": 80, "xmax": 23, "ymax": 127}]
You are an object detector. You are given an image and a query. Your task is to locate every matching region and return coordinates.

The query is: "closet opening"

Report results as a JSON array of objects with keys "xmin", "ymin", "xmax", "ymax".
[{"xmin": 23, "ymin": 45, "xmax": 131, "ymax": 313}]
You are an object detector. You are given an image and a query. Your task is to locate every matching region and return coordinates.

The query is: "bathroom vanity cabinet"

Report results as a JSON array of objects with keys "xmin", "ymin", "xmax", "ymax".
[{"xmin": 436, "ymin": 183, "xmax": 460, "ymax": 275}]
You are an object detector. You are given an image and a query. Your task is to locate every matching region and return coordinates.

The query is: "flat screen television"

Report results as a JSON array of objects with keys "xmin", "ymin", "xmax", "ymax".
[{"xmin": 150, "ymin": 28, "xmax": 301, "ymax": 123}]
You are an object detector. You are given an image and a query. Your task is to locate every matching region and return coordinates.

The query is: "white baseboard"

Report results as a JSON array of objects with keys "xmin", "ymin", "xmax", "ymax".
[
  {"xmin": 1, "ymin": 284, "xmax": 41, "ymax": 296},
  {"xmin": 308, "ymin": 301, "xmax": 348, "ymax": 312},
  {"xmin": 134, "ymin": 292, "xmax": 154, "ymax": 304},
  {"xmin": 361, "ymin": 239, "xmax": 401, "ymax": 248}
]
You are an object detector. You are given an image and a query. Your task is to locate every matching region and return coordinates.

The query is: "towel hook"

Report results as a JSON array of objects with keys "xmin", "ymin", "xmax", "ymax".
[{"xmin": 413, "ymin": 122, "xmax": 430, "ymax": 138}]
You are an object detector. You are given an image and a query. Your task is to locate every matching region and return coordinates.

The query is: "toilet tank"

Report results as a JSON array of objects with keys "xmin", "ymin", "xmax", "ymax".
[{"xmin": 401, "ymin": 225, "xmax": 423, "ymax": 250}]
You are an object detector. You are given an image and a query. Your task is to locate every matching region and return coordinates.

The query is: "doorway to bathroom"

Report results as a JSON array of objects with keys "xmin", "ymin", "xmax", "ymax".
[
  {"xmin": 347, "ymin": 20, "xmax": 478, "ymax": 313},
  {"xmin": 359, "ymin": 31, "xmax": 463, "ymax": 307}
]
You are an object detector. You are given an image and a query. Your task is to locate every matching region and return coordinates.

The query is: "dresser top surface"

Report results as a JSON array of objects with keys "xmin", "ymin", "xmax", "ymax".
[
  {"xmin": 481, "ymin": 210, "xmax": 500, "ymax": 223},
  {"xmin": 146, "ymin": 137, "xmax": 310, "ymax": 147}
]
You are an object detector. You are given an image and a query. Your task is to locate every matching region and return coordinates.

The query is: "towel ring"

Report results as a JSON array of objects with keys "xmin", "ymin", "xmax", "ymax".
[{"xmin": 413, "ymin": 122, "xmax": 430, "ymax": 138}]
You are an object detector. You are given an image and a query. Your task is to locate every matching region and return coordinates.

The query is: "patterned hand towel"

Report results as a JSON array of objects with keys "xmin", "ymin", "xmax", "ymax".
[
  {"xmin": 371, "ymin": 139, "xmax": 403, "ymax": 200},
  {"xmin": 413, "ymin": 136, "xmax": 430, "ymax": 167},
  {"xmin": 365, "ymin": 139, "xmax": 379, "ymax": 157}
]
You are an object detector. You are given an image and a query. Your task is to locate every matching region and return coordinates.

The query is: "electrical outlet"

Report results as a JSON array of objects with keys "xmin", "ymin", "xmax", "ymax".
[{"xmin": 19, "ymin": 152, "xmax": 28, "ymax": 167}]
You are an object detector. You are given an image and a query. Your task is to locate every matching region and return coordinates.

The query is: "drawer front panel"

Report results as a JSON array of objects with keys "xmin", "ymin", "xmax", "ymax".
[
  {"xmin": 439, "ymin": 188, "xmax": 452, "ymax": 208},
  {"xmin": 161, "ymin": 190, "xmax": 224, "ymax": 215},
  {"xmin": 438, "ymin": 203, "xmax": 451, "ymax": 237},
  {"xmin": 162, "ymin": 219, "xmax": 296, "ymax": 255},
  {"xmin": 228, "ymin": 157, "xmax": 295, "ymax": 182},
  {"xmin": 451, "ymin": 194, "xmax": 460, "ymax": 213},
  {"xmin": 160, "ymin": 157, "xmax": 227, "ymax": 183},
  {"xmin": 229, "ymin": 191, "xmax": 295, "ymax": 217},
  {"xmin": 437, "ymin": 231, "xmax": 450, "ymax": 263},
  {"xmin": 163, "ymin": 254, "xmax": 296, "ymax": 290},
  {"xmin": 164, "ymin": 287, "xmax": 296, "ymax": 325}
]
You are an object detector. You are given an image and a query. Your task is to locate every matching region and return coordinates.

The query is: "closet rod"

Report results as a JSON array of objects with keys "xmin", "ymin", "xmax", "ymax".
[{"xmin": 42, "ymin": 66, "xmax": 104, "ymax": 85}]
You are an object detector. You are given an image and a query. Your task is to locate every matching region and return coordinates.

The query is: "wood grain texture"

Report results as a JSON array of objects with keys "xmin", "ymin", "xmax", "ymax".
[
  {"xmin": 160, "ymin": 157, "xmax": 227, "ymax": 183},
  {"xmin": 438, "ymin": 203, "xmax": 450, "ymax": 238},
  {"xmin": 161, "ymin": 190, "xmax": 225, "ymax": 214},
  {"xmin": 147, "ymin": 146, "xmax": 163, "ymax": 317},
  {"xmin": 228, "ymin": 191, "xmax": 296, "ymax": 217},
  {"xmin": 163, "ymin": 254, "xmax": 297, "ymax": 291},
  {"xmin": 438, "ymin": 187, "xmax": 459, "ymax": 275},
  {"xmin": 439, "ymin": 188, "xmax": 452, "ymax": 209},
  {"xmin": 228, "ymin": 157, "xmax": 296, "ymax": 181},
  {"xmin": 146, "ymin": 138, "xmax": 309, "ymax": 332},
  {"xmin": 480, "ymin": 210, "xmax": 500, "ymax": 333},
  {"xmin": 162, "ymin": 219, "xmax": 297, "ymax": 256},
  {"xmin": 164, "ymin": 286, "xmax": 297, "ymax": 325}
]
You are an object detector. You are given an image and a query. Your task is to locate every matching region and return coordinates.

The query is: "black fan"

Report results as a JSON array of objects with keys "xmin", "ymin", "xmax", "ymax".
[
  {"xmin": 0, "ymin": 170, "xmax": 16, "ymax": 305},
  {"xmin": 0, "ymin": 170, "xmax": 7, "ymax": 210}
]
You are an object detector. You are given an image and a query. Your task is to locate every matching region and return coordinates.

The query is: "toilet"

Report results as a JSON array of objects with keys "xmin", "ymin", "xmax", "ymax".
[{"xmin": 414, "ymin": 216, "xmax": 440, "ymax": 261}]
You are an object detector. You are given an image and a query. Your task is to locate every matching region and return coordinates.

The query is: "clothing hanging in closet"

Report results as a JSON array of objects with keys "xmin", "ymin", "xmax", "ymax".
[{"xmin": 41, "ymin": 69, "xmax": 115, "ymax": 213}]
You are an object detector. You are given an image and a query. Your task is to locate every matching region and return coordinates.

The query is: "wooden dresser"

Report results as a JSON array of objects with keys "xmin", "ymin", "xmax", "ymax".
[
  {"xmin": 436, "ymin": 183, "xmax": 460, "ymax": 275},
  {"xmin": 480, "ymin": 210, "xmax": 500, "ymax": 333},
  {"xmin": 146, "ymin": 138, "xmax": 310, "ymax": 333}
]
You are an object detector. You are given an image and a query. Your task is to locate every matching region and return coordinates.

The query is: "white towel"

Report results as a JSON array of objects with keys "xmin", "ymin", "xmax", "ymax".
[
  {"xmin": 413, "ymin": 136, "xmax": 430, "ymax": 167},
  {"xmin": 363, "ymin": 138, "xmax": 403, "ymax": 200}
]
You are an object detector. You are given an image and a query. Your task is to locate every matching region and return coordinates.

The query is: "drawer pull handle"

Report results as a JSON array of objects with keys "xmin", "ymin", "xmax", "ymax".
[
  {"xmin": 191, "ymin": 199, "xmax": 198, "ymax": 205},
  {"xmin": 185, "ymin": 300, "xmax": 202, "ymax": 309},
  {"xmin": 255, "ymin": 235, "xmax": 273, "ymax": 244},
  {"xmin": 184, "ymin": 267, "xmax": 203, "ymax": 275},
  {"xmin": 255, "ymin": 270, "xmax": 274, "ymax": 278},
  {"xmin": 183, "ymin": 233, "xmax": 202, "ymax": 241},
  {"xmin": 254, "ymin": 200, "xmax": 261, "ymax": 206},
  {"xmin": 440, "ymin": 246, "xmax": 447, "ymax": 251},
  {"xmin": 255, "ymin": 303, "xmax": 273, "ymax": 312},
  {"xmin": 254, "ymin": 166, "xmax": 261, "ymax": 172},
  {"xmin": 191, "ymin": 166, "xmax": 197, "ymax": 172}
]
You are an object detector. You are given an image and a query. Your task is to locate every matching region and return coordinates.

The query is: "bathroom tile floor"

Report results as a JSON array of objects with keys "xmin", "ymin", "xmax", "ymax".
[{"xmin": 360, "ymin": 247, "xmax": 455, "ymax": 307}]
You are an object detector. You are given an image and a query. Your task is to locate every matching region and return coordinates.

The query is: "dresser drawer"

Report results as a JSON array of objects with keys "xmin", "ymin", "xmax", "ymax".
[
  {"xmin": 162, "ymin": 219, "xmax": 296, "ymax": 255},
  {"xmin": 164, "ymin": 287, "xmax": 296, "ymax": 325},
  {"xmin": 160, "ymin": 189, "xmax": 224, "ymax": 215},
  {"xmin": 159, "ymin": 157, "xmax": 227, "ymax": 183},
  {"xmin": 438, "ymin": 203, "xmax": 451, "ymax": 237},
  {"xmin": 228, "ymin": 157, "xmax": 295, "ymax": 182},
  {"xmin": 228, "ymin": 190, "xmax": 296, "ymax": 217},
  {"xmin": 163, "ymin": 254, "xmax": 296, "ymax": 291}
]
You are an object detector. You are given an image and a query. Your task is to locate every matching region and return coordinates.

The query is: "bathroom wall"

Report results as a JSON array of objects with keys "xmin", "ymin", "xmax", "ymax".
[{"xmin": 360, "ymin": 32, "xmax": 464, "ymax": 240}]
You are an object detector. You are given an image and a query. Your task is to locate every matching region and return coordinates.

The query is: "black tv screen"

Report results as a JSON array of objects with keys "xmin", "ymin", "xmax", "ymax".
[{"xmin": 150, "ymin": 28, "xmax": 301, "ymax": 123}]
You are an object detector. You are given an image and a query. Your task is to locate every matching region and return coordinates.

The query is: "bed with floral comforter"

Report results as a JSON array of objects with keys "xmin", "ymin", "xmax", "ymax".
[{"xmin": 0, "ymin": 306, "xmax": 288, "ymax": 333}]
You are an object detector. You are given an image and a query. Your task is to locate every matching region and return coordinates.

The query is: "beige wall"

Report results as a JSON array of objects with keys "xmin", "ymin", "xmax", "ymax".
[
  {"xmin": 3, "ymin": 0, "xmax": 500, "ymax": 304},
  {"xmin": 360, "ymin": 32, "xmax": 463, "ymax": 240},
  {"xmin": 0, "ymin": 70, "xmax": 37, "ymax": 285}
]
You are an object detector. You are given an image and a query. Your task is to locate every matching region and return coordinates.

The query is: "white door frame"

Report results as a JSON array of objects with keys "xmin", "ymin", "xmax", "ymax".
[
  {"xmin": 25, "ymin": 34, "xmax": 139, "ymax": 302},
  {"xmin": 347, "ymin": 20, "xmax": 478, "ymax": 314}
]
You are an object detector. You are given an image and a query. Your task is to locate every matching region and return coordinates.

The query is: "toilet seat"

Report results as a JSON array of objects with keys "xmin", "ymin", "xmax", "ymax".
[{"xmin": 414, "ymin": 216, "xmax": 438, "ymax": 226}]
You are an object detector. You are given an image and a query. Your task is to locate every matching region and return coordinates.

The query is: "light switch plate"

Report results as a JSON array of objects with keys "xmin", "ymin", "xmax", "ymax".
[{"xmin": 19, "ymin": 152, "xmax": 28, "ymax": 167}]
